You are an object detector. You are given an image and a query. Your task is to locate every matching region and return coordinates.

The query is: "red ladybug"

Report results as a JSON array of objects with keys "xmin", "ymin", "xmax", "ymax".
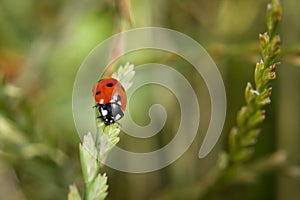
[{"xmin": 93, "ymin": 78, "xmax": 127, "ymax": 125}]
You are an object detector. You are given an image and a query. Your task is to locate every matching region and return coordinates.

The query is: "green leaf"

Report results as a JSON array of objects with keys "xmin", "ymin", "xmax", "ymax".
[
  {"xmin": 0, "ymin": 114, "xmax": 27, "ymax": 145},
  {"xmin": 246, "ymin": 110, "xmax": 266, "ymax": 129},
  {"xmin": 245, "ymin": 82, "xmax": 259, "ymax": 105},
  {"xmin": 96, "ymin": 124, "xmax": 121, "ymax": 161},
  {"xmin": 237, "ymin": 106, "xmax": 250, "ymax": 129},
  {"xmin": 256, "ymin": 88, "xmax": 272, "ymax": 107},
  {"xmin": 68, "ymin": 184, "xmax": 82, "ymax": 200},
  {"xmin": 76, "ymin": 62, "xmax": 135, "ymax": 200},
  {"xmin": 218, "ymin": 151, "xmax": 229, "ymax": 169},
  {"xmin": 86, "ymin": 173, "xmax": 108, "ymax": 200},
  {"xmin": 254, "ymin": 60, "xmax": 265, "ymax": 91},
  {"xmin": 112, "ymin": 62, "xmax": 135, "ymax": 91},
  {"xmin": 80, "ymin": 132, "xmax": 99, "ymax": 183},
  {"xmin": 241, "ymin": 129, "xmax": 260, "ymax": 147},
  {"xmin": 233, "ymin": 148, "xmax": 254, "ymax": 163},
  {"xmin": 262, "ymin": 64, "xmax": 277, "ymax": 83},
  {"xmin": 259, "ymin": 32, "xmax": 269, "ymax": 49}
]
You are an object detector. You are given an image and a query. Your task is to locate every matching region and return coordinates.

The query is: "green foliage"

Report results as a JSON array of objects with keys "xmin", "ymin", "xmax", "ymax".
[
  {"xmin": 1, "ymin": 0, "xmax": 299, "ymax": 199},
  {"xmin": 69, "ymin": 123, "xmax": 119, "ymax": 200},
  {"xmin": 226, "ymin": 0, "xmax": 282, "ymax": 166},
  {"xmin": 0, "ymin": 77, "xmax": 66, "ymax": 164},
  {"xmin": 80, "ymin": 132, "xmax": 99, "ymax": 184},
  {"xmin": 85, "ymin": 174, "xmax": 108, "ymax": 200},
  {"xmin": 68, "ymin": 185, "xmax": 81, "ymax": 200},
  {"xmin": 68, "ymin": 63, "xmax": 135, "ymax": 200},
  {"xmin": 200, "ymin": 1, "xmax": 282, "ymax": 198},
  {"xmin": 112, "ymin": 62, "xmax": 135, "ymax": 91}
]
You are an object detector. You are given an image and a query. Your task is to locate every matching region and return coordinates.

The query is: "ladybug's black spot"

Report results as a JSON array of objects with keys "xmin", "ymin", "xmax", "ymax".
[
  {"xmin": 106, "ymin": 83, "xmax": 114, "ymax": 87},
  {"xmin": 96, "ymin": 91, "xmax": 101, "ymax": 95}
]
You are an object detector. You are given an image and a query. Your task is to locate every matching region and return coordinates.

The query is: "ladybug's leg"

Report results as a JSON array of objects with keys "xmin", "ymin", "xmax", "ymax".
[
  {"xmin": 93, "ymin": 103, "xmax": 100, "ymax": 108},
  {"xmin": 93, "ymin": 103, "xmax": 102, "ymax": 119}
]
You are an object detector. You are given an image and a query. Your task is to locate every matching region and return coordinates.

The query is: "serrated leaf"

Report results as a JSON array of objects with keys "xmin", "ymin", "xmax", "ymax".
[
  {"xmin": 86, "ymin": 173, "xmax": 108, "ymax": 200},
  {"xmin": 112, "ymin": 62, "xmax": 135, "ymax": 91},
  {"xmin": 97, "ymin": 124, "xmax": 120, "ymax": 161},
  {"xmin": 80, "ymin": 132, "xmax": 99, "ymax": 183},
  {"xmin": 68, "ymin": 184, "xmax": 82, "ymax": 200}
]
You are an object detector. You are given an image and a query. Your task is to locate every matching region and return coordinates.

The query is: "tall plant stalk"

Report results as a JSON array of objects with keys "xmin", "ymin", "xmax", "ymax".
[
  {"xmin": 201, "ymin": 0, "xmax": 282, "ymax": 198},
  {"xmin": 68, "ymin": 63, "xmax": 135, "ymax": 200}
]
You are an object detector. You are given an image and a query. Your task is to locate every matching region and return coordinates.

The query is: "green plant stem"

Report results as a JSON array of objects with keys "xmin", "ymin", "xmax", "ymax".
[
  {"xmin": 68, "ymin": 63, "xmax": 134, "ymax": 200},
  {"xmin": 201, "ymin": 0, "xmax": 282, "ymax": 198}
]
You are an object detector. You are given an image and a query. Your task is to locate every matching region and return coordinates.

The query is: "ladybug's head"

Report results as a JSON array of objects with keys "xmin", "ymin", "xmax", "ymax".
[{"xmin": 102, "ymin": 116, "xmax": 115, "ymax": 125}]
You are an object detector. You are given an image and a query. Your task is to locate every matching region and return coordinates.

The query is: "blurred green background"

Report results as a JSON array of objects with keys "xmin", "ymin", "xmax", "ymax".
[{"xmin": 0, "ymin": 0, "xmax": 299, "ymax": 199}]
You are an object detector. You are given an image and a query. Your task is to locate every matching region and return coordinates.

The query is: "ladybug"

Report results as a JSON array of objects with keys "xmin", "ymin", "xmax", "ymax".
[{"xmin": 93, "ymin": 78, "xmax": 127, "ymax": 125}]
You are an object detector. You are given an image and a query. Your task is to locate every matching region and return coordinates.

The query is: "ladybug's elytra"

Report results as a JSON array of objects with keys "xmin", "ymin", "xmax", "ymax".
[{"xmin": 93, "ymin": 78, "xmax": 127, "ymax": 125}]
